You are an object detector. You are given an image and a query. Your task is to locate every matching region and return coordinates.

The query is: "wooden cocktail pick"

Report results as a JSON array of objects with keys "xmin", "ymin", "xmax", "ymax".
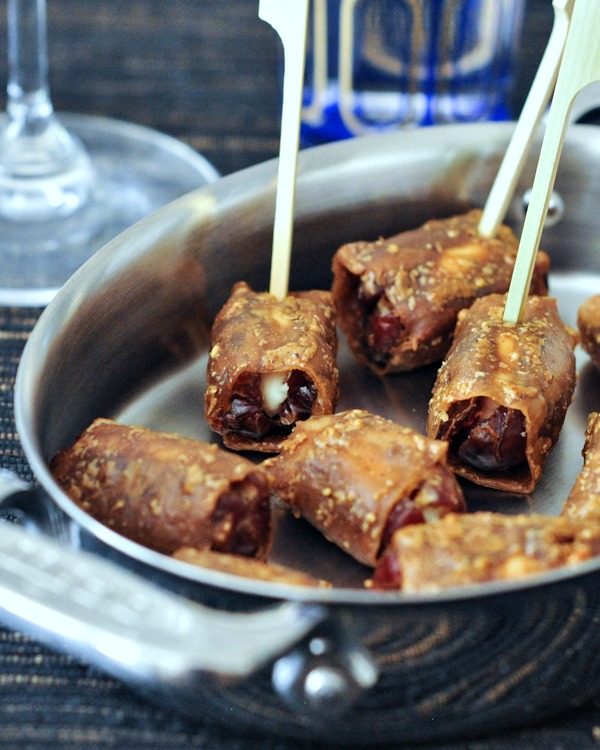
[
  {"xmin": 504, "ymin": 0, "xmax": 600, "ymax": 323},
  {"xmin": 478, "ymin": 0, "xmax": 574, "ymax": 239},
  {"xmin": 258, "ymin": 0, "xmax": 310, "ymax": 300}
]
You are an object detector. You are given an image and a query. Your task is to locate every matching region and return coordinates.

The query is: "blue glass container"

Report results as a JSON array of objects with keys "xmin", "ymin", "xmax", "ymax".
[{"xmin": 301, "ymin": 0, "xmax": 526, "ymax": 145}]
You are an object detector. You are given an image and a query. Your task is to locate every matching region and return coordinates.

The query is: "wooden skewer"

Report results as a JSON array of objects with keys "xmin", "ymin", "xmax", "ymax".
[
  {"xmin": 258, "ymin": 0, "xmax": 309, "ymax": 300},
  {"xmin": 504, "ymin": 0, "xmax": 600, "ymax": 324},
  {"xmin": 478, "ymin": 0, "xmax": 574, "ymax": 239}
]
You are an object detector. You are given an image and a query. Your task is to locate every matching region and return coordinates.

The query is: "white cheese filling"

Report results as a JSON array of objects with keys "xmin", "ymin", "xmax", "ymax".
[{"xmin": 260, "ymin": 371, "xmax": 290, "ymax": 417}]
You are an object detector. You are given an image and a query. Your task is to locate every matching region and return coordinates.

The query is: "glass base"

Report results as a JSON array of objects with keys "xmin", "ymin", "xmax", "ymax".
[{"xmin": 0, "ymin": 113, "xmax": 219, "ymax": 306}]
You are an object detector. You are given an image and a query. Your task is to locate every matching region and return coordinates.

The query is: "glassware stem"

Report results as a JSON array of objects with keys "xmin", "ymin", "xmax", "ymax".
[
  {"xmin": 0, "ymin": 0, "xmax": 94, "ymax": 221},
  {"xmin": 0, "ymin": 0, "xmax": 217, "ymax": 306}
]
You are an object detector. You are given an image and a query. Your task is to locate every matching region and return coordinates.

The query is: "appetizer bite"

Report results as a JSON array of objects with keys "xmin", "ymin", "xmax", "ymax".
[
  {"xmin": 427, "ymin": 294, "xmax": 577, "ymax": 493},
  {"xmin": 266, "ymin": 409, "xmax": 466, "ymax": 567},
  {"xmin": 562, "ymin": 412, "xmax": 600, "ymax": 522},
  {"xmin": 371, "ymin": 512, "xmax": 600, "ymax": 592},
  {"xmin": 205, "ymin": 281, "xmax": 339, "ymax": 453},
  {"xmin": 51, "ymin": 418, "xmax": 273, "ymax": 557},
  {"xmin": 331, "ymin": 210, "xmax": 550, "ymax": 374},
  {"xmin": 578, "ymin": 294, "xmax": 600, "ymax": 370},
  {"xmin": 173, "ymin": 547, "xmax": 331, "ymax": 587}
]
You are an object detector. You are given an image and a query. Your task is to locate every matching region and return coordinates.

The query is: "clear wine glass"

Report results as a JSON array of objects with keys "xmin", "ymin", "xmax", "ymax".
[{"xmin": 0, "ymin": 0, "xmax": 219, "ymax": 306}]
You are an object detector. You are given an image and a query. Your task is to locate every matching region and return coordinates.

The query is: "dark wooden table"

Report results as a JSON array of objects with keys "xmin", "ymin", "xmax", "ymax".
[{"xmin": 3, "ymin": 0, "xmax": 600, "ymax": 747}]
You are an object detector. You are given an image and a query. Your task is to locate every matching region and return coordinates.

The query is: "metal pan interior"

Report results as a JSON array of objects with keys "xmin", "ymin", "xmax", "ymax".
[{"xmin": 15, "ymin": 122, "xmax": 600, "ymax": 602}]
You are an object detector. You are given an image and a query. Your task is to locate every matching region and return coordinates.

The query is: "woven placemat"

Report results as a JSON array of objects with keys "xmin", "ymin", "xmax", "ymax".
[
  {"xmin": 1, "ymin": 306, "xmax": 600, "ymax": 749},
  {"xmin": 0, "ymin": 308, "xmax": 41, "ymax": 484}
]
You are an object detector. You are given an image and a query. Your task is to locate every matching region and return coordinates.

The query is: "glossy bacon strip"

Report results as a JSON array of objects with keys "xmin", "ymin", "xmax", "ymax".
[
  {"xmin": 427, "ymin": 294, "xmax": 577, "ymax": 493},
  {"xmin": 205, "ymin": 281, "xmax": 338, "ymax": 452},
  {"xmin": 578, "ymin": 294, "xmax": 600, "ymax": 370},
  {"xmin": 265, "ymin": 409, "xmax": 466, "ymax": 567},
  {"xmin": 331, "ymin": 210, "xmax": 549, "ymax": 375},
  {"xmin": 371, "ymin": 512, "xmax": 600, "ymax": 592},
  {"xmin": 51, "ymin": 418, "xmax": 273, "ymax": 557},
  {"xmin": 173, "ymin": 547, "xmax": 331, "ymax": 587},
  {"xmin": 562, "ymin": 412, "xmax": 600, "ymax": 522}
]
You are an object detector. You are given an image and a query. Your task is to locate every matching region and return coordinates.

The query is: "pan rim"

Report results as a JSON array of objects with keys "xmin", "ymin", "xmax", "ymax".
[{"xmin": 15, "ymin": 121, "xmax": 600, "ymax": 608}]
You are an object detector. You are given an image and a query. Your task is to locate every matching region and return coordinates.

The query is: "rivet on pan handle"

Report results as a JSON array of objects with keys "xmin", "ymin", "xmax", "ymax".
[{"xmin": 272, "ymin": 614, "xmax": 379, "ymax": 717}]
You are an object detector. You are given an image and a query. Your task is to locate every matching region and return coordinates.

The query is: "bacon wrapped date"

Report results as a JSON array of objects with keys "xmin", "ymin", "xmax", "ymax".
[
  {"xmin": 331, "ymin": 210, "xmax": 550, "ymax": 374},
  {"xmin": 562, "ymin": 412, "xmax": 600, "ymax": 522},
  {"xmin": 578, "ymin": 294, "xmax": 600, "ymax": 370},
  {"xmin": 265, "ymin": 409, "xmax": 466, "ymax": 567},
  {"xmin": 50, "ymin": 418, "xmax": 273, "ymax": 557},
  {"xmin": 173, "ymin": 547, "xmax": 331, "ymax": 587},
  {"xmin": 371, "ymin": 512, "xmax": 600, "ymax": 592},
  {"xmin": 427, "ymin": 294, "xmax": 577, "ymax": 493},
  {"xmin": 205, "ymin": 281, "xmax": 339, "ymax": 453}
]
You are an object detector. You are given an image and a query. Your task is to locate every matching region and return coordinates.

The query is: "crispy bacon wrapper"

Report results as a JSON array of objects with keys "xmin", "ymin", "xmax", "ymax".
[
  {"xmin": 331, "ymin": 210, "xmax": 550, "ymax": 374},
  {"xmin": 578, "ymin": 294, "xmax": 600, "ymax": 370},
  {"xmin": 173, "ymin": 547, "xmax": 331, "ymax": 587},
  {"xmin": 371, "ymin": 512, "xmax": 600, "ymax": 592},
  {"xmin": 265, "ymin": 409, "xmax": 466, "ymax": 567},
  {"xmin": 427, "ymin": 294, "xmax": 577, "ymax": 493},
  {"xmin": 561, "ymin": 412, "xmax": 600, "ymax": 522},
  {"xmin": 50, "ymin": 418, "xmax": 273, "ymax": 557},
  {"xmin": 205, "ymin": 281, "xmax": 339, "ymax": 453}
]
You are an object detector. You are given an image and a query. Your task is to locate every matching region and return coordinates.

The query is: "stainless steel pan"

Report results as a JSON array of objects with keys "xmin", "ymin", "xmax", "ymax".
[{"xmin": 3, "ymin": 122, "xmax": 600, "ymax": 745}]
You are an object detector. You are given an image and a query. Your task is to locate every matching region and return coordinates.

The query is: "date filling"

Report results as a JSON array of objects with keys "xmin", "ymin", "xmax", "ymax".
[
  {"xmin": 378, "ymin": 467, "xmax": 465, "ymax": 557},
  {"xmin": 372, "ymin": 547, "xmax": 403, "ymax": 590},
  {"xmin": 359, "ymin": 286, "xmax": 405, "ymax": 367},
  {"xmin": 437, "ymin": 397, "xmax": 527, "ymax": 471},
  {"xmin": 373, "ymin": 469, "xmax": 465, "ymax": 589},
  {"xmin": 222, "ymin": 370, "xmax": 317, "ymax": 441},
  {"xmin": 210, "ymin": 475, "xmax": 272, "ymax": 558}
]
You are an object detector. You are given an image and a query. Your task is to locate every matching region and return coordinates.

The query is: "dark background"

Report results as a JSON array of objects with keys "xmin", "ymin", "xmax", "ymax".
[
  {"xmin": 24, "ymin": 0, "xmax": 555, "ymax": 177},
  {"xmin": 2, "ymin": 1, "xmax": 598, "ymax": 748}
]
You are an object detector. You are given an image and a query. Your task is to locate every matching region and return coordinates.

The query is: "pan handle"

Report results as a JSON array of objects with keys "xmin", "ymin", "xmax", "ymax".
[
  {"xmin": 0, "ymin": 507, "xmax": 325, "ymax": 684},
  {"xmin": 0, "ymin": 470, "xmax": 380, "ymax": 719},
  {"xmin": 0, "ymin": 470, "xmax": 325, "ymax": 693}
]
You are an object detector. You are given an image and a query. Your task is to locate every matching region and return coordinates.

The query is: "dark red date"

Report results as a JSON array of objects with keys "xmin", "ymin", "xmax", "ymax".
[
  {"xmin": 438, "ymin": 398, "xmax": 527, "ymax": 471},
  {"xmin": 358, "ymin": 286, "xmax": 405, "ymax": 366},
  {"xmin": 358, "ymin": 286, "xmax": 404, "ymax": 366},
  {"xmin": 371, "ymin": 549, "xmax": 403, "ymax": 590},
  {"xmin": 211, "ymin": 479, "xmax": 271, "ymax": 558},
  {"xmin": 365, "ymin": 312, "xmax": 404, "ymax": 365},
  {"xmin": 378, "ymin": 469, "xmax": 466, "ymax": 556},
  {"xmin": 222, "ymin": 370, "xmax": 317, "ymax": 441}
]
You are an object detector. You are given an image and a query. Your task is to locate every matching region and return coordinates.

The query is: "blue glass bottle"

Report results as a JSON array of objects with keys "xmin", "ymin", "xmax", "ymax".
[{"xmin": 301, "ymin": 0, "xmax": 525, "ymax": 145}]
